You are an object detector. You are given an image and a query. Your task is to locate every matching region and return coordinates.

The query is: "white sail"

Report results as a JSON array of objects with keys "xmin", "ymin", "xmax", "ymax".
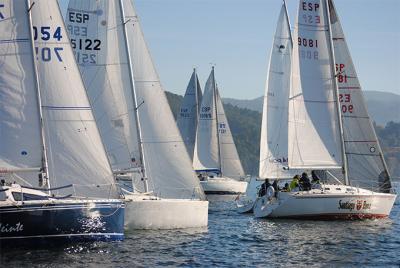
[
  {"xmin": 32, "ymin": 0, "xmax": 117, "ymax": 198},
  {"xmin": 0, "ymin": 0, "xmax": 43, "ymax": 177},
  {"xmin": 328, "ymin": 0, "xmax": 391, "ymax": 192},
  {"xmin": 215, "ymin": 88, "xmax": 245, "ymax": 179},
  {"xmin": 177, "ymin": 69, "xmax": 202, "ymax": 160},
  {"xmin": 193, "ymin": 69, "xmax": 220, "ymax": 173},
  {"xmin": 288, "ymin": 0, "xmax": 342, "ymax": 170},
  {"xmin": 66, "ymin": 0, "xmax": 141, "ymax": 173},
  {"xmin": 259, "ymin": 3, "xmax": 297, "ymax": 180},
  {"xmin": 67, "ymin": 0, "xmax": 204, "ymax": 199},
  {"xmin": 124, "ymin": 0, "xmax": 204, "ymax": 199}
]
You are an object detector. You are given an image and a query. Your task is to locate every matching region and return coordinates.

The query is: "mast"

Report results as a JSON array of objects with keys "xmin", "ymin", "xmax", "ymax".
[
  {"xmin": 212, "ymin": 67, "xmax": 223, "ymax": 177},
  {"xmin": 324, "ymin": 0, "xmax": 349, "ymax": 185},
  {"xmin": 118, "ymin": 0, "xmax": 149, "ymax": 192},
  {"xmin": 26, "ymin": 0, "xmax": 51, "ymax": 193}
]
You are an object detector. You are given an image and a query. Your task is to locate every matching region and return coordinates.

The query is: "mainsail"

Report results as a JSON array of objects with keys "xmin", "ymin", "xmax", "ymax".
[
  {"xmin": 32, "ymin": 0, "xmax": 117, "ymax": 198},
  {"xmin": 177, "ymin": 69, "xmax": 202, "ymax": 160},
  {"xmin": 215, "ymin": 88, "xmax": 245, "ymax": 179},
  {"xmin": 259, "ymin": 2, "xmax": 297, "ymax": 180},
  {"xmin": 193, "ymin": 69, "xmax": 220, "ymax": 173},
  {"xmin": 328, "ymin": 0, "xmax": 391, "ymax": 192},
  {"xmin": 67, "ymin": 0, "xmax": 204, "ymax": 199},
  {"xmin": 288, "ymin": 0, "xmax": 343, "ymax": 170},
  {"xmin": 0, "ymin": 0, "xmax": 43, "ymax": 178},
  {"xmin": 193, "ymin": 68, "xmax": 244, "ymax": 180}
]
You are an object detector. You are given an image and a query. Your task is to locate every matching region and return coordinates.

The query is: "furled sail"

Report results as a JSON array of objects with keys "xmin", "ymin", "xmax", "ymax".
[
  {"xmin": 288, "ymin": 0, "xmax": 342, "ymax": 170},
  {"xmin": 215, "ymin": 88, "xmax": 245, "ymax": 179},
  {"xmin": 177, "ymin": 69, "xmax": 202, "ymax": 160},
  {"xmin": 328, "ymin": 0, "xmax": 391, "ymax": 192},
  {"xmin": 32, "ymin": 0, "xmax": 117, "ymax": 198},
  {"xmin": 0, "ymin": 0, "xmax": 43, "ymax": 179},
  {"xmin": 259, "ymin": 2, "xmax": 297, "ymax": 180},
  {"xmin": 67, "ymin": 0, "xmax": 204, "ymax": 199},
  {"xmin": 193, "ymin": 68, "xmax": 220, "ymax": 173}
]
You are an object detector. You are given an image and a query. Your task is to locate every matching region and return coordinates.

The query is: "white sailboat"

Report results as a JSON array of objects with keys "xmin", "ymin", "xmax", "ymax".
[
  {"xmin": 193, "ymin": 68, "xmax": 248, "ymax": 195},
  {"xmin": 177, "ymin": 69, "xmax": 203, "ymax": 160},
  {"xmin": 254, "ymin": 0, "xmax": 396, "ymax": 219},
  {"xmin": 237, "ymin": 0, "xmax": 294, "ymax": 213},
  {"xmin": 66, "ymin": 0, "xmax": 208, "ymax": 229},
  {"xmin": 0, "ymin": 0, "xmax": 124, "ymax": 244}
]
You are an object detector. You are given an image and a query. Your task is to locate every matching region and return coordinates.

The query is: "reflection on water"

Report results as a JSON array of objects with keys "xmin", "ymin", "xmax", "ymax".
[{"xmin": 1, "ymin": 185, "xmax": 399, "ymax": 267}]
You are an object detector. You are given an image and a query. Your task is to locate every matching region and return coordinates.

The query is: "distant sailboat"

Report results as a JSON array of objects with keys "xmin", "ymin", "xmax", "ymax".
[
  {"xmin": 67, "ymin": 0, "xmax": 208, "ymax": 229},
  {"xmin": 177, "ymin": 69, "xmax": 203, "ymax": 160},
  {"xmin": 253, "ymin": 0, "xmax": 396, "ymax": 219},
  {"xmin": 0, "ymin": 0, "xmax": 124, "ymax": 244},
  {"xmin": 238, "ymin": 0, "xmax": 293, "ymax": 213},
  {"xmin": 193, "ymin": 68, "xmax": 247, "ymax": 195}
]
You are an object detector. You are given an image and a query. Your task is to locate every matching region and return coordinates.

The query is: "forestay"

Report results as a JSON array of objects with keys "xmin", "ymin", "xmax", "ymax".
[
  {"xmin": 288, "ymin": 0, "xmax": 342, "ymax": 170},
  {"xmin": 66, "ymin": 1, "xmax": 141, "ymax": 173},
  {"xmin": 32, "ymin": 0, "xmax": 117, "ymax": 198},
  {"xmin": 259, "ymin": 2, "xmax": 297, "ymax": 180},
  {"xmin": 328, "ymin": 0, "xmax": 391, "ymax": 192},
  {"xmin": 177, "ymin": 69, "xmax": 202, "ymax": 160},
  {"xmin": 193, "ymin": 69, "xmax": 220, "ymax": 173},
  {"xmin": 0, "ymin": 0, "xmax": 43, "ymax": 178},
  {"xmin": 215, "ymin": 88, "xmax": 245, "ymax": 179}
]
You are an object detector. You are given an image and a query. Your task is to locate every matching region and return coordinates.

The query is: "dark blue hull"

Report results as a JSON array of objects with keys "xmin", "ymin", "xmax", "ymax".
[{"xmin": 0, "ymin": 200, "xmax": 125, "ymax": 246}]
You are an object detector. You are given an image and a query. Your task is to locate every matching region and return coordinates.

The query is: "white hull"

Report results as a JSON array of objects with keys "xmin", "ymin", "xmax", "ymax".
[
  {"xmin": 200, "ymin": 177, "xmax": 247, "ymax": 195},
  {"xmin": 253, "ymin": 184, "xmax": 397, "ymax": 220},
  {"xmin": 236, "ymin": 177, "xmax": 262, "ymax": 213},
  {"xmin": 124, "ymin": 194, "xmax": 208, "ymax": 230}
]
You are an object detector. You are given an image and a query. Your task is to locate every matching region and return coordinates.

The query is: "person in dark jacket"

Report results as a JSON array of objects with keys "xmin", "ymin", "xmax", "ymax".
[
  {"xmin": 299, "ymin": 172, "xmax": 311, "ymax": 191},
  {"xmin": 259, "ymin": 179, "xmax": 271, "ymax": 197}
]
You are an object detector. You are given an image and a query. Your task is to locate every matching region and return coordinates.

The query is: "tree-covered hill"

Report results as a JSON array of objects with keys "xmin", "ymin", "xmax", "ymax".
[{"xmin": 166, "ymin": 91, "xmax": 400, "ymax": 179}]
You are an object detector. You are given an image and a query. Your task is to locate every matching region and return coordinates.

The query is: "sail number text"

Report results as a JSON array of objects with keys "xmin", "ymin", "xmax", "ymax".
[
  {"xmin": 200, "ymin": 107, "xmax": 212, "ymax": 119},
  {"xmin": 32, "ymin": 26, "xmax": 63, "ymax": 62},
  {"xmin": 301, "ymin": 2, "xmax": 321, "ymax": 25},
  {"xmin": 218, "ymin": 123, "xmax": 226, "ymax": 134},
  {"xmin": 67, "ymin": 11, "xmax": 101, "ymax": 64}
]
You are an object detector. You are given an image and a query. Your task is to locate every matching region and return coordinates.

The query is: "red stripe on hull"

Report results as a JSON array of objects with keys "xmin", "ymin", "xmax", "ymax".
[{"xmin": 273, "ymin": 213, "xmax": 388, "ymax": 220}]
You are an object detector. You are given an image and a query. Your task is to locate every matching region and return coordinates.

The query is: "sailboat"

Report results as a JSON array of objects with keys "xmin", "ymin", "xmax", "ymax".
[
  {"xmin": 177, "ymin": 69, "xmax": 203, "ymax": 160},
  {"xmin": 253, "ymin": 0, "xmax": 396, "ymax": 219},
  {"xmin": 66, "ymin": 0, "xmax": 208, "ymax": 229},
  {"xmin": 237, "ymin": 0, "xmax": 294, "ymax": 213},
  {"xmin": 193, "ymin": 67, "xmax": 248, "ymax": 195},
  {"xmin": 0, "ymin": 0, "xmax": 124, "ymax": 244}
]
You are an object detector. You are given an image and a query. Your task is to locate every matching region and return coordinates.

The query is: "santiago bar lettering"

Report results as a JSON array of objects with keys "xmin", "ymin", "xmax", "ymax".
[{"xmin": 338, "ymin": 200, "xmax": 371, "ymax": 211}]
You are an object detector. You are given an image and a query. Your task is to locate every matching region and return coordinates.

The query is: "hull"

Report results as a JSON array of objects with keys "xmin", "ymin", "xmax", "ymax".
[
  {"xmin": 236, "ymin": 199, "xmax": 255, "ymax": 214},
  {"xmin": 201, "ymin": 177, "xmax": 247, "ymax": 195},
  {"xmin": 236, "ymin": 177, "xmax": 262, "ymax": 213},
  {"xmin": 124, "ymin": 195, "xmax": 208, "ymax": 229},
  {"xmin": 254, "ymin": 188, "xmax": 396, "ymax": 220},
  {"xmin": 0, "ymin": 199, "xmax": 125, "ymax": 245}
]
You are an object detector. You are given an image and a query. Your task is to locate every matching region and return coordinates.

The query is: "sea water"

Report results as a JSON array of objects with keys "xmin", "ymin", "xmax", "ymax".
[{"xmin": 1, "ymin": 183, "xmax": 399, "ymax": 267}]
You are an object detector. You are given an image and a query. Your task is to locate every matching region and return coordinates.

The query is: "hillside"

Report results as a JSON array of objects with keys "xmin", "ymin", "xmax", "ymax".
[
  {"xmin": 223, "ymin": 91, "xmax": 400, "ymax": 126},
  {"xmin": 166, "ymin": 91, "xmax": 400, "ymax": 178}
]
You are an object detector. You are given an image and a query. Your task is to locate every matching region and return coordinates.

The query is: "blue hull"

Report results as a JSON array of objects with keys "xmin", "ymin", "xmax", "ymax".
[{"xmin": 0, "ymin": 200, "xmax": 125, "ymax": 246}]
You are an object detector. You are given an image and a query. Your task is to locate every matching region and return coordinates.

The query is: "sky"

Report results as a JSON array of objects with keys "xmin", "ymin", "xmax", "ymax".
[{"xmin": 59, "ymin": 0, "xmax": 400, "ymax": 99}]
